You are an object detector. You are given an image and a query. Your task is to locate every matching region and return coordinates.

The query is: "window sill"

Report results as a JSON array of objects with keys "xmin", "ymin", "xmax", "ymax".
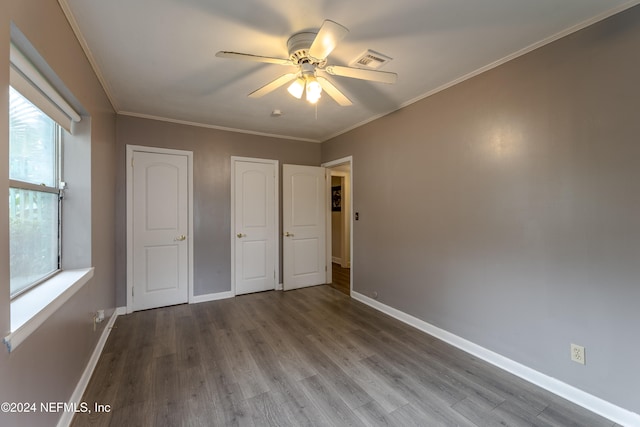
[{"xmin": 4, "ymin": 267, "xmax": 94, "ymax": 353}]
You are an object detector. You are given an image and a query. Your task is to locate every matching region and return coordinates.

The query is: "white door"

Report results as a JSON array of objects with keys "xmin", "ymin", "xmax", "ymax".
[
  {"xmin": 233, "ymin": 160, "xmax": 277, "ymax": 295},
  {"xmin": 283, "ymin": 164, "xmax": 327, "ymax": 290},
  {"xmin": 132, "ymin": 150, "xmax": 189, "ymax": 311}
]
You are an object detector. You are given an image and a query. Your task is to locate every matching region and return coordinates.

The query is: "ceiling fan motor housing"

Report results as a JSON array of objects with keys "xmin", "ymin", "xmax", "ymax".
[{"xmin": 287, "ymin": 32, "xmax": 326, "ymax": 67}]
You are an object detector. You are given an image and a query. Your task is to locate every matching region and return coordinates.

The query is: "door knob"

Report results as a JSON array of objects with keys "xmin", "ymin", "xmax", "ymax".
[
  {"xmin": 284, "ymin": 232, "xmax": 294, "ymax": 237},
  {"xmin": 237, "ymin": 233, "xmax": 246, "ymax": 238},
  {"xmin": 175, "ymin": 235, "xmax": 187, "ymax": 241}
]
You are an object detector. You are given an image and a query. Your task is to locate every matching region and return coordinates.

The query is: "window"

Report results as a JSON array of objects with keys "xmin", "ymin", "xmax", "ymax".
[
  {"xmin": 4, "ymin": 34, "xmax": 91, "ymax": 352},
  {"xmin": 9, "ymin": 86, "xmax": 62, "ymax": 297}
]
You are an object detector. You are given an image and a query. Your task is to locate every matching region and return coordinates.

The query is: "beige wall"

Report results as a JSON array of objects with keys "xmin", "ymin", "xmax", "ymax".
[
  {"xmin": 322, "ymin": 5, "xmax": 640, "ymax": 415},
  {"xmin": 115, "ymin": 116, "xmax": 321, "ymax": 304},
  {"xmin": 0, "ymin": 1, "xmax": 116, "ymax": 426}
]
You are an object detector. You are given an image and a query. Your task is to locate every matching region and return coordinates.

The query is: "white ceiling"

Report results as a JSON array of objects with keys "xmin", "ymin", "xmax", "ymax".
[{"xmin": 60, "ymin": 0, "xmax": 638, "ymax": 142}]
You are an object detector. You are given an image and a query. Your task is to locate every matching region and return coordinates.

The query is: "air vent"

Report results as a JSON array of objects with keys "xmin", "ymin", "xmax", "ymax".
[{"xmin": 350, "ymin": 50, "xmax": 392, "ymax": 70}]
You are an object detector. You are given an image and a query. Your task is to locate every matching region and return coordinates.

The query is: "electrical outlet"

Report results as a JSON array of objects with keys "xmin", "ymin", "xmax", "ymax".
[{"xmin": 571, "ymin": 343, "xmax": 585, "ymax": 365}]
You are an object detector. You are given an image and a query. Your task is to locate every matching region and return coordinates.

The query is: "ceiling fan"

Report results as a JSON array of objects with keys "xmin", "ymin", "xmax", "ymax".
[{"xmin": 216, "ymin": 20, "xmax": 397, "ymax": 106}]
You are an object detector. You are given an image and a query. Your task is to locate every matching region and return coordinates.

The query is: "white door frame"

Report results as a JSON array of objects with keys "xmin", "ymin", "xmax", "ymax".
[
  {"xmin": 322, "ymin": 156, "xmax": 353, "ymax": 295},
  {"xmin": 231, "ymin": 157, "xmax": 280, "ymax": 293},
  {"xmin": 330, "ymin": 172, "xmax": 349, "ymax": 268},
  {"xmin": 126, "ymin": 145, "xmax": 194, "ymax": 314}
]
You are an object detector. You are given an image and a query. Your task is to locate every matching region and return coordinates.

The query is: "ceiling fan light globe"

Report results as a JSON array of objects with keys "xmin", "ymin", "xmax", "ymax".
[
  {"xmin": 305, "ymin": 77, "xmax": 322, "ymax": 104},
  {"xmin": 306, "ymin": 79, "xmax": 322, "ymax": 96},
  {"xmin": 287, "ymin": 78, "xmax": 305, "ymax": 99},
  {"xmin": 307, "ymin": 92, "xmax": 321, "ymax": 104}
]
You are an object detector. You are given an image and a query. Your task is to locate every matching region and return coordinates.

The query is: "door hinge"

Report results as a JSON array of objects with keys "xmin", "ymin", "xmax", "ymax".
[
  {"xmin": 132, "ymin": 286, "xmax": 134, "ymax": 297},
  {"xmin": 131, "ymin": 157, "xmax": 134, "ymax": 167}
]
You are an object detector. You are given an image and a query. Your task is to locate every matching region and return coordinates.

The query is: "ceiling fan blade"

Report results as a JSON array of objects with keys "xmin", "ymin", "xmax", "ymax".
[
  {"xmin": 216, "ymin": 51, "xmax": 293, "ymax": 66},
  {"xmin": 248, "ymin": 73, "xmax": 298, "ymax": 98},
  {"xmin": 309, "ymin": 20, "xmax": 349, "ymax": 61},
  {"xmin": 325, "ymin": 65, "xmax": 397, "ymax": 84},
  {"xmin": 317, "ymin": 77, "xmax": 352, "ymax": 106}
]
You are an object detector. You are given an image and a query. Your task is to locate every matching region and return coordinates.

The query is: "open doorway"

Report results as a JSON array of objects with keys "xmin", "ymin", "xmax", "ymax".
[{"xmin": 323, "ymin": 157, "xmax": 352, "ymax": 296}]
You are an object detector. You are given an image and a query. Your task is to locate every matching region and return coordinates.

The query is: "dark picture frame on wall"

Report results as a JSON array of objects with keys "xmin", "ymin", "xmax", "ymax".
[{"xmin": 332, "ymin": 186, "xmax": 341, "ymax": 212}]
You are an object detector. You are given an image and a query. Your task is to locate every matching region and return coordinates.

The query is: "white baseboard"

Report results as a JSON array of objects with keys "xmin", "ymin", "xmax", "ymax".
[
  {"xmin": 190, "ymin": 291, "xmax": 234, "ymax": 304},
  {"xmin": 351, "ymin": 292, "xmax": 640, "ymax": 427},
  {"xmin": 58, "ymin": 306, "xmax": 125, "ymax": 427}
]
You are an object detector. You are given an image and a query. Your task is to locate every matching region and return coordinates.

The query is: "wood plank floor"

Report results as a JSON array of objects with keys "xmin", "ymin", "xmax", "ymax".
[
  {"xmin": 72, "ymin": 285, "xmax": 617, "ymax": 427},
  {"xmin": 329, "ymin": 263, "xmax": 350, "ymax": 296}
]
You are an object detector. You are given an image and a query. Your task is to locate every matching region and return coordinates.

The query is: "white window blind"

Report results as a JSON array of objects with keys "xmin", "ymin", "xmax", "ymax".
[{"xmin": 9, "ymin": 42, "xmax": 81, "ymax": 133}]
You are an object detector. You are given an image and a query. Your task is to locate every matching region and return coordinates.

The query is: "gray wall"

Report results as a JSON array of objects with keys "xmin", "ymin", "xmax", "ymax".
[
  {"xmin": 115, "ymin": 116, "xmax": 321, "ymax": 305},
  {"xmin": 0, "ymin": 1, "xmax": 116, "ymax": 426},
  {"xmin": 322, "ymin": 6, "xmax": 640, "ymax": 415}
]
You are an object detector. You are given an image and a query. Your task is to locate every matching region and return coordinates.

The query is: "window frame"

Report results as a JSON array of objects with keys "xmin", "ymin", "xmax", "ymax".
[
  {"xmin": 5, "ymin": 32, "xmax": 91, "ymax": 354},
  {"xmin": 8, "ymin": 89, "xmax": 64, "ymax": 299}
]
